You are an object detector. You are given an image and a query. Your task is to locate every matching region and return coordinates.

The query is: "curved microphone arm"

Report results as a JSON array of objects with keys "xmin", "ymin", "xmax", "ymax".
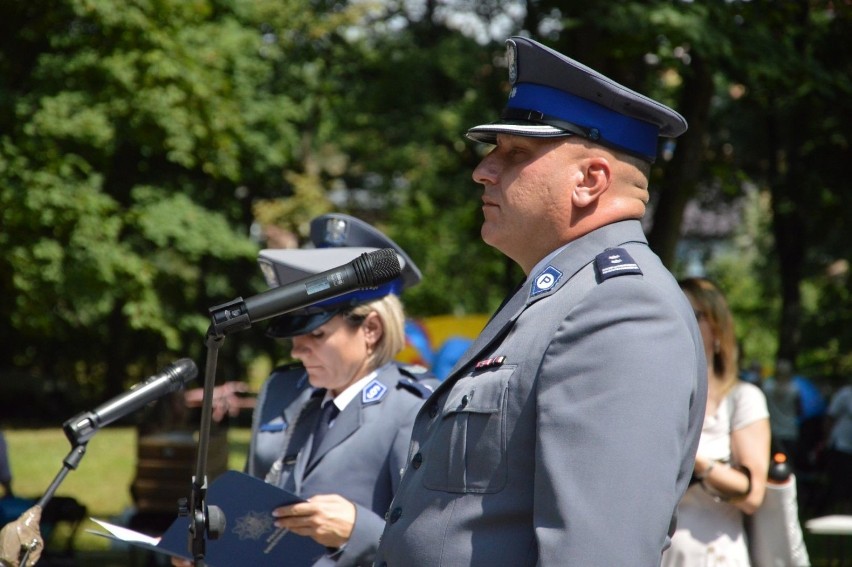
[{"xmin": 186, "ymin": 329, "xmax": 228, "ymax": 566}]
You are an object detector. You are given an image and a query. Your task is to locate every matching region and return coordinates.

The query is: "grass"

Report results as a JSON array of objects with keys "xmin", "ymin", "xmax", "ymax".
[{"xmin": 4, "ymin": 426, "xmax": 250, "ymax": 557}]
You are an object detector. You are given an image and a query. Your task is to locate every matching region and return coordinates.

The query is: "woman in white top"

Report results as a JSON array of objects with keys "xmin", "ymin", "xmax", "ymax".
[{"xmin": 662, "ymin": 278, "xmax": 771, "ymax": 566}]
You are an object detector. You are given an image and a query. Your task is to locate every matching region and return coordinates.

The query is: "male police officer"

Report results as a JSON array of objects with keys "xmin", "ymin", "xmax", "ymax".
[{"xmin": 374, "ymin": 37, "xmax": 707, "ymax": 566}]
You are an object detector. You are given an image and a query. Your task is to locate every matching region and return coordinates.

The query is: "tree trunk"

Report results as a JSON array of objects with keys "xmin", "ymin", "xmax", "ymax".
[
  {"xmin": 768, "ymin": 112, "xmax": 805, "ymax": 363},
  {"xmin": 647, "ymin": 53, "xmax": 714, "ymax": 268},
  {"xmin": 769, "ymin": 2, "xmax": 810, "ymax": 364}
]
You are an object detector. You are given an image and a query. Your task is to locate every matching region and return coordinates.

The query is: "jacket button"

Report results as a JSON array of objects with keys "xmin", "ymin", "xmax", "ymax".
[
  {"xmin": 389, "ymin": 507, "xmax": 402, "ymax": 523},
  {"xmin": 460, "ymin": 394, "xmax": 470, "ymax": 408},
  {"xmin": 412, "ymin": 452, "xmax": 423, "ymax": 469}
]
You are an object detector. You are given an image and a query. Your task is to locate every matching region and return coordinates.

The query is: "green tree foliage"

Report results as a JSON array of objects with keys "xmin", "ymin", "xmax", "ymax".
[
  {"xmin": 250, "ymin": 6, "xmax": 525, "ymax": 317},
  {"xmin": 535, "ymin": 0, "xmax": 852, "ymax": 379},
  {"xmin": 1, "ymin": 0, "xmax": 850, "ymax": 418},
  {"xmin": 698, "ymin": 1, "xmax": 852, "ymax": 376},
  {"xmin": 0, "ymin": 0, "xmax": 304, "ymax": 406}
]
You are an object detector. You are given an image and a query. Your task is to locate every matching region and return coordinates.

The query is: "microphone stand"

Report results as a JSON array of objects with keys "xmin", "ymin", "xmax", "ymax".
[
  {"xmin": 17, "ymin": 445, "xmax": 87, "ymax": 565},
  {"xmin": 17, "ymin": 359, "xmax": 198, "ymax": 566},
  {"xmin": 17, "ymin": 416, "xmax": 94, "ymax": 565},
  {"xmin": 186, "ymin": 310, "xmax": 249, "ymax": 566}
]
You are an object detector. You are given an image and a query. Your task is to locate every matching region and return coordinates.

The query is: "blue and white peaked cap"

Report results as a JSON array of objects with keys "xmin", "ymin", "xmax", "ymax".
[
  {"xmin": 466, "ymin": 36, "xmax": 688, "ymax": 162},
  {"xmin": 258, "ymin": 214, "xmax": 421, "ymax": 338}
]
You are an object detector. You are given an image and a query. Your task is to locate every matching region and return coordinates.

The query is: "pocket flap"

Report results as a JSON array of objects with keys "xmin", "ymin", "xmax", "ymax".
[{"xmin": 442, "ymin": 367, "xmax": 513, "ymax": 416}]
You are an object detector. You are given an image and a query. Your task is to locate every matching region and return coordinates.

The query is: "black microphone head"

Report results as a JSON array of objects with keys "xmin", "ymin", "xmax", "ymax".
[
  {"xmin": 163, "ymin": 358, "xmax": 199, "ymax": 390},
  {"xmin": 358, "ymin": 248, "xmax": 402, "ymax": 287}
]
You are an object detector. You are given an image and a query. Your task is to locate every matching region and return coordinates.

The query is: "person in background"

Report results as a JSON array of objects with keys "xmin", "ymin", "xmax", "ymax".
[
  {"xmin": 174, "ymin": 213, "xmax": 437, "ymax": 567},
  {"xmin": 0, "ymin": 433, "xmax": 12, "ymax": 499},
  {"xmin": 763, "ymin": 358, "xmax": 803, "ymax": 464},
  {"xmin": 823, "ymin": 378, "xmax": 852, "ymax": 514},
  {"xmin": 662, "ymin": 277, "xmax": 771, "ymax": 566},
  {"xmin": 374, "ymin": 36, "xmax": 706, "ymax": 567},
  {"xmin": 740, "ymin": 358, "xmax": 763, "ymax": 386}
]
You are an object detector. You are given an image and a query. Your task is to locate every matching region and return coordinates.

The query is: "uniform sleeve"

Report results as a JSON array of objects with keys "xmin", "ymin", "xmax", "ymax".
[
  {"xmin": 828, "ymin": 386, "xmax": 852, "ymax": 419},
  {"xmin": 534, "ymin": 277, "xmax": 700, "ymax": 566}
]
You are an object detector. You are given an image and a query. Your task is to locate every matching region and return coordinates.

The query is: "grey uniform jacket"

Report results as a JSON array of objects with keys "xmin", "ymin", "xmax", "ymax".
[
  {"xmin": 253, "ymin": 362, "xmax": 437, "ymax": 567},
  {"xmin": 374, "ymin": 220, "xmax": 707, "ymax": 567}
]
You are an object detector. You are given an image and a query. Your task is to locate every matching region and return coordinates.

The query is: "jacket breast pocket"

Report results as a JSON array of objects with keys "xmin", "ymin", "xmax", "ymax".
[{"xmin": 422, "ymin": 366, "xmax": 513, "ymax": 494}]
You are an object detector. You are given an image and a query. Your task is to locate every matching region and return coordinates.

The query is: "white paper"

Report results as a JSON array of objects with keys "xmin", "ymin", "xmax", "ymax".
[
  {"xmin": 87, "ymin": 517, "xmax": 161, "ymax": 545},
  {"xmin": 86, "ymin": 517, "xmax": 186, "ymax": 560}
]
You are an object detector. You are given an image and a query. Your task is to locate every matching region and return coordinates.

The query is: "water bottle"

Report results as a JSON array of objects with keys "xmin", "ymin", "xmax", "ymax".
[{"xmin": 768, "ymin": 452, "xmax": 792, "ymax": 484}]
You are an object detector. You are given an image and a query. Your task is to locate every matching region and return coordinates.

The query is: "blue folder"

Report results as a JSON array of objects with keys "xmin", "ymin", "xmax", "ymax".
[{"xmin": 155, "ymin": 470, "xmax": 326, "ymax": 566}]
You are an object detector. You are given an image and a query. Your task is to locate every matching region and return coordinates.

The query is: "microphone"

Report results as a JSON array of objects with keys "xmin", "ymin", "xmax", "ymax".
[
  {"xmin": 209, "ymin": 248, "xmax": 402, "ymax": 336},
  {"xmin": 63, "ymin": 358, "xmax": 199, "ymax": 445}
]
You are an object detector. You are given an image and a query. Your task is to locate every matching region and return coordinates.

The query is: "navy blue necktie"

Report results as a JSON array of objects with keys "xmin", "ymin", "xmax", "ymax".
[{"xmin": 310, "ymin": 401, "xmax": 339, "ymax": 461}]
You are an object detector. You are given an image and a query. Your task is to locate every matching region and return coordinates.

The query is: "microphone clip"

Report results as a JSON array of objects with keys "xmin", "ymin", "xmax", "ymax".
[
  {"xmin": 62, "ymin": 411, "xmax": 99, "ymax": 447},
  {"xmin": 209, "ymin": 298, "xmax": 251, "ymax": 337}
]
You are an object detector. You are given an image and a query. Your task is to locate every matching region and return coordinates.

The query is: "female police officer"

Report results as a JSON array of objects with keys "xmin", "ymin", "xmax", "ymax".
[
  {"xmin": 245, "ymin": 214, "xmax": 435, "ymax": 567},
  {"xmin": 174, "ymin": 214, "xmax": 435, "ymax": 567}
]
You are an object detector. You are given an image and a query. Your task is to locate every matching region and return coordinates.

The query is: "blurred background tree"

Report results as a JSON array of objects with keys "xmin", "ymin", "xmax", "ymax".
[{"xmin": 0, "ymin": 0, "xmax": 850, "ymax": 421}]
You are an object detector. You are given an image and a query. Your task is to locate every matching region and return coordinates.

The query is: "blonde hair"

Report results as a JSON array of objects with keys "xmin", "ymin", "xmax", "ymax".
[
  {"xmin": 679, "ymin": 277, "xmax": 739, "ymax": 395},
  {"xmin": 343, "ymin": 294, "xmax": 406, "ymax": 368}
]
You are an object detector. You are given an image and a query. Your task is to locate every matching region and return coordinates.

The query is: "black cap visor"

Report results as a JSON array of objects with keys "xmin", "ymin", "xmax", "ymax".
[{"xmin": 265, "ymin": 307, "xmax": 346, "ymax": 339}]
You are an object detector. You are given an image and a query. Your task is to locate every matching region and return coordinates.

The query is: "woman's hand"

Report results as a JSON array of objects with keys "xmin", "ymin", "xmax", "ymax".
[
  {"xmin": 730, "ymin": 417, "xmax": 771, "ymax": 514},
  {"xmin": 693, "ymin": 454, "xmax": 715, "ymax": 478},
  {"xmin": 272, "ymin": 494, "xmax": 356, "ymax": 549}
]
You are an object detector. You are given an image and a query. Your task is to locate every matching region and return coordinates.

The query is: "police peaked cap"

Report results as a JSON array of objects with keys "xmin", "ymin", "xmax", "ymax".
[
  {"xmin": 466, "ymin": 36, "xmax": 688, "ymax": 162},
  {"xmin": 258, "ymin": 214, "xmax": 421, "ymax": 338}
]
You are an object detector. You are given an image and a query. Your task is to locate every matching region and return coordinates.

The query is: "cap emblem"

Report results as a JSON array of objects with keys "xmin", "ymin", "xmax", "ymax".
[
  {"xmin": 259, "ymin": 260, "xmax": 279, "ymax": 287},
  {"xmin": 507, "ymin": 41, "xmax": 518, "ymax": 85},
  {"xmin": 322, "ymin": 217, "xmax": 349, "ymax": 246}
]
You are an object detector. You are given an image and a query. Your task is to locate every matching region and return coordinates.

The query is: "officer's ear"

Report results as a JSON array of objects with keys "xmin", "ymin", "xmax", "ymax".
[
  {"xmin": 572, "ymin": 156, "xmax": 611, "ymax": 208},
  {"xmin": 362, "ymin": 311, "xmax": 384, "ymax": 348}
]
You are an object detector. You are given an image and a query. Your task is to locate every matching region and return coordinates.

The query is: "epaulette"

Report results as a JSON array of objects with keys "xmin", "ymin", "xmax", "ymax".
[
  {"xmin": 594, "ymin": 247, "xmax": 643, "ymax": 282},
  {"xmin": 396, "ymin": 376, "xmax": 435, "ymax": 399},
  {"xmin": 397, "ymin": 362, "xmax": 430, "ymax": 377}
]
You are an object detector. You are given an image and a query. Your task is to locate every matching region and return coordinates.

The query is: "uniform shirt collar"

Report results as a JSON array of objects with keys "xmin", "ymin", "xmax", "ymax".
[
  {"xmin": 527, "ymin": 242, "xmax": 570, "ymax": 281},
  {"xmin": 322, "ymin": 366, "xmax": 382, "ymax": 411}
]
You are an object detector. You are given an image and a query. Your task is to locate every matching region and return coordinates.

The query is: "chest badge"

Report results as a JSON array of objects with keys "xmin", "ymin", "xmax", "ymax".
[
  {"xmin": 530, "ymin": 265, "xmax": 563, "ymax": 297},
  {"xmin": 362, "ymin": 379, "xmax": 388, "ymax": 404}
]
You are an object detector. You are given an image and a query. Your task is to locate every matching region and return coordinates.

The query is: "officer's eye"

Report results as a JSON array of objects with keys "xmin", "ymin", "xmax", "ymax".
[{"xmin": 504, "ymin": 145, "xmax": 532, "ymax": 161}]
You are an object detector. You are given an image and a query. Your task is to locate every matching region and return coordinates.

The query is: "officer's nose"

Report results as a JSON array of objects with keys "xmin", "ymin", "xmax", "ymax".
[{"xmin": 472, "ymin": 152, "xmax": 499, "ymax": 186}]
